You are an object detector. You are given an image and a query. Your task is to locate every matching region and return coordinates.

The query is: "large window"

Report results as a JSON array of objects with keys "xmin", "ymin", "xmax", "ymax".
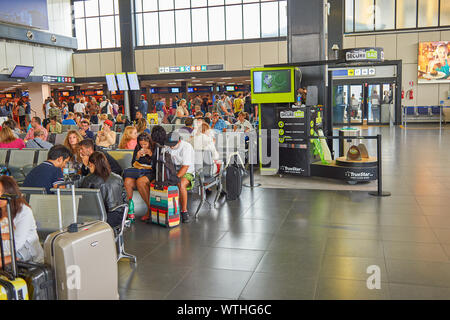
[
  {"xmin": 345, "ymin": 0, "xmax": 447, "ymax": 33},
  {"xmin": 74, "ymin": 0, "xmax": 120, "ymax": 50},
  {"xmin": 134, "ymin": 0, "xmax": 287, "ymax": 46}
]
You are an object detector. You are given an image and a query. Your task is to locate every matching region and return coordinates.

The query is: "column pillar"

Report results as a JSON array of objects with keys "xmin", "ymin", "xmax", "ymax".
[
  {"xmin": 118, "ymin": 0, "xmax": 139, "ymax": 120},
  {"xmin": 28, "ymin": 83, "xmax": 51, "ymax": 119}
]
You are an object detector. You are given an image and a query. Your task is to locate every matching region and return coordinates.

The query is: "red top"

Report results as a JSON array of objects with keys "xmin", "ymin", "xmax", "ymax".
[
  {"xmin": 0, "ymin": 139, "xmax": 26, "ymax": 150},
  {"xmin": 126, "ymin": 139, "xmax": 137, "ymax": 150}
]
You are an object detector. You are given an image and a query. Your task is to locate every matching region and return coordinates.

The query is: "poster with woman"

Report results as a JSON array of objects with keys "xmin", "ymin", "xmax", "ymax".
[{"xmin": 418, "ymin": 41, "xmax": 450, "ymax": 83}]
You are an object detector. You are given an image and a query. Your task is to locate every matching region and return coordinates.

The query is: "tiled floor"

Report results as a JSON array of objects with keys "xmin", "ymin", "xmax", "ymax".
[{"xmin": 119, "ymin": 126, "xmax": 450, "ymax": 300}]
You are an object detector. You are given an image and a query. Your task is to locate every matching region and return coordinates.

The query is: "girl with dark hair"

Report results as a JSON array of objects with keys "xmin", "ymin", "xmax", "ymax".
[
  {"xmin": 0, "ymin": 175, "xmax": 44, "ymax": 266},
  {"xmin": 123, "ymin": 132, "xmax": 157, "ymax": 222},
  {"xmin": 80, "ymin": 151, "xmax": 126, "ymax": 229}
]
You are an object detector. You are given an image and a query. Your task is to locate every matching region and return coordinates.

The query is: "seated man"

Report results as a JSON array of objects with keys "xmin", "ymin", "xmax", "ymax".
[
  {"xmin": 165, "ymin": 131, "xmax": 195, "ymax": 223},
  {"xmin": 26, "ymin": 130, "xmax": 54, "ymax": 149},
  {"xmin": 62, "ymin": 112, "xmax": 77, "ymax": 125},
  {"xmin": 211, "ymin": 112, "xmax": 227, "ymax": 133},
  {"xmin": 25, "ymin": 117, "xmax": 48, "ymax": 142},
  {"xmin": 178, "ymin": 117, "xmax": 194, "ymax": 140},
  {"xmin": 134, "ymin": 110, "xmax": 143, "ymax": 122},
  {"xmin": 23, "ymin": 145, "xmax": 72, "ymax": 193},
  {"xmin": 79, "ymin": 119, "xmax": 95, "ymax": 140},
  {"xmin": 78, "ymin": 139, "xmax": 122, "ymax": 176}
]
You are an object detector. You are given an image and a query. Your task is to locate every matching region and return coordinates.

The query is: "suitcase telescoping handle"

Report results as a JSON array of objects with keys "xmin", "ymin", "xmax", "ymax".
[
  {"xmin": 155, "ymin": 144, "xmax": 165, "ymax": 183},
  {"xmin": 53, "ymin": 181, "xmax": 77, "ymax": 230},
  {"xmin": 0, "ymin": 194, "xmax": 19, "ymax": 279}
]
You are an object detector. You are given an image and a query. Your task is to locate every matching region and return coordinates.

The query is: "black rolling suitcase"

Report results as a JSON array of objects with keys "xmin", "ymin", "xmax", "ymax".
[
  {"xmin": 223, "ymin": 154, "xmax": 245, "ymax": 201},
  {"xmin": 17, "ymin": 261, "xmax": 55, "ymax": 300},
  {"xmin": 0, "ymin": 194, "xmax": 55, "ymax": 300}
]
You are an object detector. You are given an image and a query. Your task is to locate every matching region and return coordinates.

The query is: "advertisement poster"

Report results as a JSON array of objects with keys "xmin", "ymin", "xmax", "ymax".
[{"xmin": 418, "ymin": 41, "xmax": 450, "ymax": 83}]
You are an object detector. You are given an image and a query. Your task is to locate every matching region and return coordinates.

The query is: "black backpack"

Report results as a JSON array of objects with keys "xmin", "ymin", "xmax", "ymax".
[
  {"xmin": 101, "ymin": 101, "xmax": 110, "ymax": 114},
  {"xmin": 153, "ymin": 146, "xmax": 180, "ymax": 189}
]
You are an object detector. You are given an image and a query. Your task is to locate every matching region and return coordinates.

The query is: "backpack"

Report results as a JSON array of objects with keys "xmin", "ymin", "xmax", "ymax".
[
  {"xmin": 101, "ymin": 102, "xmax": 110, "ymax": 114},
  {"xmin": 153, "ymin": 146, "xmax": 180, "ymax": 188}
]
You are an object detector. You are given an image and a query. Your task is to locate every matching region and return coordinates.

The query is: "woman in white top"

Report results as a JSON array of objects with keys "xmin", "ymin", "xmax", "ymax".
[
  {"xmin": 191, "ymin": 122, "xmax": 219, "ymax": 160},
  {"xmin": 234, "ymin": 112, "xmax": 253, "ymax": 133},
  {"xmin": 0, "ymin": 176, "xmax": 44, "ymax": 266},
  {"xmin": 176, "ymin": 99, "xmax": 189, "ymax": 118}
]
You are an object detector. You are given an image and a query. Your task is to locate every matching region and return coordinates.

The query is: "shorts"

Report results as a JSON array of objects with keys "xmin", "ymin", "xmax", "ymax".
[
  {"xmin": 183, "ymin": 173, "xmax": 195, "ymax": 191},
  {"xmin": 123, "ymin": 167, "xmax": 154, "ymax": 180}
]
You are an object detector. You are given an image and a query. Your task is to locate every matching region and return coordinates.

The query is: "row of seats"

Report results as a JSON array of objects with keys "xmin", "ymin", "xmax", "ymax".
[{"xmin": 20, "ymin": 186, "xmax": 135, "ymax": 263}]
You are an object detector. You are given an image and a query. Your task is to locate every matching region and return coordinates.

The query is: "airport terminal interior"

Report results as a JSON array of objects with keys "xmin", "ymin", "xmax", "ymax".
[{"xmin": 1, "ymin": 0, "xmax": 450, "ymax": 302}]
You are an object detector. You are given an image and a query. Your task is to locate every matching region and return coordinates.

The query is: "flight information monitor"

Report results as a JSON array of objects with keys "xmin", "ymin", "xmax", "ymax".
[
  {"xmin": 105, "ymin": 73, "xmax": 118, "ymax": 92},
  {"xmin": 116, "ymin": 73, "xmax": 129, "ymax": 91},
  {"xmin": 127, "ymin": 72, "xmax": 140, "ymax": 90}
]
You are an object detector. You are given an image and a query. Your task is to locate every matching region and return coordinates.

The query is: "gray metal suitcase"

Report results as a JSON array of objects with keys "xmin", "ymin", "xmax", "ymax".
[{"xmin": 43, "ymin": 182, "xmax": 119, "ymax": 300}]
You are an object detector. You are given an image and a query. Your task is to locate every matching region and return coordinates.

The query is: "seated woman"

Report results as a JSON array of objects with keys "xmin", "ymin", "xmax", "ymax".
[
  {"xmin": 118, "ymin": 126, "xmax": 138, "ymax": 150},
  {"xmin": 233, "ymin": 112, "xmax": 253, "ymax": 133},
  {"xmin": 46, "ymin": 116, "xmax": 62, "ymax": 134},
  {"xmin": 135, "ymin": 118, "xmax": 151, "ymax": 135},
  {"xmin": 63, "ymin": 129, "xmax": 84, "ymax": 165},
  {"xmin": 123, "ymin": 132, "xmax": 155, "ymax": 222},
  {"xmin": 95, "ymin": 120, "xmax": 116, "ymax": 149},
  {"xmin": 191, "ymin": 122, "xmax": 222, "ymax": 175},
  {"xmin": 98, "ymin": 114, "xmax": 108, "ymax": 127},
  {"xmin": 80, "ymin": 151, "xmax": 126, "ymax": 229},
  {"xmin": 0, "ymin": 126, "xmax": 25, "ymax": 149},
  {"xmin": 0, "ymin": 175, "xmax": 44, "ymax": 267},
  {"xmin": 116, "ymin": 113, "xmax": 131, "ymax": 127}
]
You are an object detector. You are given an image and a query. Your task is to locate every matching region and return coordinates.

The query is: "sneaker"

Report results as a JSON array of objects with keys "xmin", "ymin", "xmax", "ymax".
[{"xmin": 181, "ymin": 211, "xmax": 190, "ymax": 223}]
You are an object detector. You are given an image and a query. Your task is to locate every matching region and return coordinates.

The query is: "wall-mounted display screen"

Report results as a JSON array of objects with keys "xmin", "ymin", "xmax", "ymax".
[
  {"xmin": 171, "ymin": 88, "xmax": 180, "ymax": 93},
  {"xmin": 0, "ymin": 0, "xmax": 49, "ymax": 30},
  {"xmin": 226, "ymin": 86, "xmax": 235, "ymax": 92},
  {"xmin": 127, "ymin": 72, "xmax": 140, "ymax": 90},
  {"xmin": 62, "ymin": 92, "xmax": 69, "ymax": 97},
  {"xmin": 251, "ymin": 67, "xmax": 296, "ymax": 104},
  {"xmin": 252, "ymin": 69, "xmax": 291, "ymax": 93},
  {"xmin": 10, "ymin": 65, "xmax": 33, "ymax": 79},
  {"xmin": 418, "ymin": 41, "xmax": 450, "ymax": 83},
  {"xmin": 116, "ymin": 73, "xmax": 129, "ymax": 91}
]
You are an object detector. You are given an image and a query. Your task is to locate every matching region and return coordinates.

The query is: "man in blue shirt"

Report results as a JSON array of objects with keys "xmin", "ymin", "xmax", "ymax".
[
  {"xmin": 23, "ymin": 145, "xmax": 72, "ymax": 194},
  {"xmin": 62, "ymin": 113, "xmax": 77, "ymax": 125},
  {"xmin": 138, "ymin": 95, "xmax": 148, "ymax": 118},
  {"xmin": 211, "ymin": 112, "xmax": 227, "ymax": 133}
]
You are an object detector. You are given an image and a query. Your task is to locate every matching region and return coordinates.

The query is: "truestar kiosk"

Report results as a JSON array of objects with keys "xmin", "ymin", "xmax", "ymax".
[
  {"xmin": 254, "ymin": 66, "xmax": 378, "ymax": 184},
  {"xmin": 254, "ymin": 67, "xmax": 324, "ymax": 176}
]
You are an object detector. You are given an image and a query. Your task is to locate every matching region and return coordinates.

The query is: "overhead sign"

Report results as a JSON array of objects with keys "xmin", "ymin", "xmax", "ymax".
[
  {"xmin": 158, "ymin": 64, "xmax": 224, "ymax": 74},
  {"xmin": 332, "ymin": 68, "xmax": 376, "ymax": 78},
  {"xmin": 344, "ymin": 48, "xmax": 384, "ymax": 62},
  {"xmin": 116, "ymin": 73, "xmax": 129, "ymax": 91},
  {"xmin": 105, "ymin": 73, "xmax": 118, "ymax": 92},
  {"xmin": 43, "ymin": 75, "xmax": 75, "ymax": 83},
  {"xmin": 127, "ymin": 72, "xmax": 140, "ymax": 91}
]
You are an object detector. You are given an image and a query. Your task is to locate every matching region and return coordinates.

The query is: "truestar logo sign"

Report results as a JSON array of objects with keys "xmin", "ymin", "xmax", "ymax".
[{"xmin": 345, "ymin": 171, "xmax": 374, "ymax": 179}]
